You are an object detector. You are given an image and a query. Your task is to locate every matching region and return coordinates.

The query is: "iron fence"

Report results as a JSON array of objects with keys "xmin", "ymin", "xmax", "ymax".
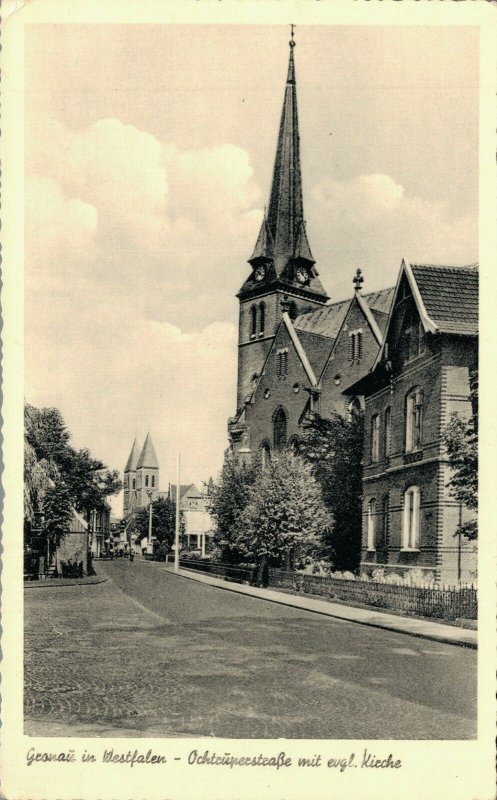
[{"xmin": 178, "ymin": 559, "xmax": 477, "ymax": 621}]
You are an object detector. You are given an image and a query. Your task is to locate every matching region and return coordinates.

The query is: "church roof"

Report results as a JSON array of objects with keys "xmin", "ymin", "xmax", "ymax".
[
  {"xmin": 136, "ymin": 433, "xmax": 159, "ymax": 469},
  {"xmin": 294, "ymin": 299, "xmax": 350, "ymax": 339},
  {"xmin": 124, "ymin": 438, "xmax": 140, "ymax": 473}
]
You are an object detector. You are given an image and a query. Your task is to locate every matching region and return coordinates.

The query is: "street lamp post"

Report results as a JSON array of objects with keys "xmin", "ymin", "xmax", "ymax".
[{"xmin": 147, "ymin": 490, "xmax": 153, "ymax": 553}]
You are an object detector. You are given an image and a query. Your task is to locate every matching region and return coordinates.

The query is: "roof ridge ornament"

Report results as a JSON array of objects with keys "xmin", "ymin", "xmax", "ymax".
[
  {"xmin": 290, "ymin": 24, "xmax": 296, "ymax": 48},
  {"xmin": 353, "ymin": 268, "xmax": 364, "ymax": 293}
]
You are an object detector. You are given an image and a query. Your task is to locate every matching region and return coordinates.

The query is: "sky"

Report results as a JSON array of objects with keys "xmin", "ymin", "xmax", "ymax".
[{"xmin": 24, "ymin": 24, "xmax": 479, "ymax": 515}]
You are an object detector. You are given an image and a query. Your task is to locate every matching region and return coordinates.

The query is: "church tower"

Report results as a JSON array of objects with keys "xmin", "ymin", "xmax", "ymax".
[
  {"xmin": 236, "ymin": 33, "xmax": 329, "ymax": 410},
  {"xmin": 123, "ymin": 438, "xmax": 140, "ymax": 517},
  {"xmin": 135, "ymin": 433, "xmax": 160, "ymax": 508}
]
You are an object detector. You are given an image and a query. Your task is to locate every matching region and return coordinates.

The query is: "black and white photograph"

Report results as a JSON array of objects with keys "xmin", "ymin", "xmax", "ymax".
[{"xmin": 2, "ymin": 2, "xmax": 496, "ymax": 799}]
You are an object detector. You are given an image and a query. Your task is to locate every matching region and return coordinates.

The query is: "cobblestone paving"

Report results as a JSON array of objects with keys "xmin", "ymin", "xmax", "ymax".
[{"xmin": 24, "ymin": 562, "xmax": 477, "ymax": 738}]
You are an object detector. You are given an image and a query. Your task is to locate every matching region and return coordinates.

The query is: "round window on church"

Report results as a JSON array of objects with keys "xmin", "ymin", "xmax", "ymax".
[
  {"xmin": 264, "ymin": 388, "xmax": 271, "ymax": 399},
  {"xmin": 293, "ymin": 383, "xmax": 300, "ymax": 393},
  {"xmin": 333, "ymin": 373, "xmax": 342, "ymax": 386}
]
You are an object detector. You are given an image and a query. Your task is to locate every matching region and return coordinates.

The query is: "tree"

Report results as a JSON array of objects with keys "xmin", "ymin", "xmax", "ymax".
[
  {"xmin": 294, "ymin": 412, "xmax": 364, "ymax": 572},
  {"xmin": 210, "ymin": 456, "xmax": 258, "ymax": 563},
  {"xmin": 42, "ymin": 483, "xmax": 73, "ymax": 562},
  {"xmin": 241, "ymin": 450, "xmax": 332, "ymax": 577},
  {"xmin": 444, "ymin": 370, "xmax": 478, "ymax": 540},
  {"xmin": 133, "ymin": 497, "xmax": 178, "ymax": 552}
]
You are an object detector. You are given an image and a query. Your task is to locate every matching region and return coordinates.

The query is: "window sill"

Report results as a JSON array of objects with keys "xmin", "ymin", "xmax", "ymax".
[
  {"xmin": 400, "ymin": 548, "xmax": 420, "ymax": 553},
  {"xmin": 366, "ymin": 547, "xmax": 376, "ymax": 552},
  {"xmin": 258, "ymin": 332, "xmax": 265, "ymax": 338},
  {"xmin": 249, "ymin": 334, "xmax": 256, "ymax": 340}
]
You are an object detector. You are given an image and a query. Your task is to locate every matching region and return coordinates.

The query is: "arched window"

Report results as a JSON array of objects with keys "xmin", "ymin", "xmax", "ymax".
[
  {"xmin": 405, "ymin": 387, "xmax": 423, "ymax": 452},
  {"xmin": 145, "ymin": 475, "xmax": 149, "ymax": 487},
  {"xmin": 259, "ymin": 302, "xmax": 266, "ymax": 335},
  {"xmin": 276, "ymin": 349, "xmax": 288, "ymax": 378},
  {"xmin": 260, "ymin": 440, "xmax": 271, "ymax": 470},
  {"xmin": 132, "ymin": 478, "xmax": 136, "ymax": 489},
  {"xmin": 151, "ymin": 475, "xmax": 155, "ymax": 488},
  {"xmin": 250, "ymin": 305, "xmax": 257, "ymax": 338},
  {"xmin": 384, "ymin": 407, "xmax": 392, "ymax": 457},
  {"xmin": 370, "ymin": 414, "xmax": 380, "ymax": 462},
  {"xmin": 273, "ymin": 408, "xmax": 288, "ymax": 450},
  {"xmin": 348, "ymin": 397, "xmax": 363, "ymax": 421},
  {"xmin": 402, "ymin": 486, "xmax": 420, "ymax": 550},
  {"xmin": 367, "ymin": 498, "xmax": 376, "ymax": 550}
]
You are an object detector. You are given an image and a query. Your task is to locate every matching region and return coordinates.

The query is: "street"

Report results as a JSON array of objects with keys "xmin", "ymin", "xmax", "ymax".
[{"xmin": 24, "ymin": 558, "xmax": 477, "ymax": 739}]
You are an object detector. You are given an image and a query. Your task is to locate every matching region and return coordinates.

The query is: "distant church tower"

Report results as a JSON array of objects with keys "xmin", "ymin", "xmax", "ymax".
[
  {"xmin": 135, "ymin": 433, "xmax": 160, "ymax": 508},
  {"xmin": 123, "ymin": 438, "xmax": 140, "ymax": 517},
  {"xmin": 235, "ymin": 34, "xmax": 329, "ymax": 410}
]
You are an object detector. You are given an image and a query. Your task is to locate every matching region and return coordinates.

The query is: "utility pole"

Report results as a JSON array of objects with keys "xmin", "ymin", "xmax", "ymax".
[
  {"xmin": 147, "ymin": 490, "xmax": 153, "ymax": 553},
  {"xmin": 174, "ymin": 453, "xmax": 180, "ymax": 573}
]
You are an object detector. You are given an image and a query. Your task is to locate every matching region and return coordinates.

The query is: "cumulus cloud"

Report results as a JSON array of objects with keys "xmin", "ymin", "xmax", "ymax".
[{"xmin": 310, "ymin": 172, "xmax": 477, "ymax": 298}]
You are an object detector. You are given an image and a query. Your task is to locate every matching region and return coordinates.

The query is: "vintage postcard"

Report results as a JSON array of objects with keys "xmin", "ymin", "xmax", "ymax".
[{"xmin": 2, "ymin": 0, "xmax": 496, "ymax": 798}]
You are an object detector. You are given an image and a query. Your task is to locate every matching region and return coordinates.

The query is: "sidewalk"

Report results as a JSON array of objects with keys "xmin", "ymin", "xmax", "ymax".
[{"xmin": 160, "ymin": 563, "xmax": 477, "ymax": 649}]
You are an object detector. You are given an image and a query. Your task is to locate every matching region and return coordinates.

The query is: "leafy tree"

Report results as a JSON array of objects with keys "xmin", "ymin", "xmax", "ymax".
[
  {"xmin": 241, "ymin": 450, "xmax": 332, "ymax": 578},
  {"xmin": 210, "ymin": 456, "xmax": 258, "ymax": 563},
  {"xmin": 133, "ymin": 497, "xmax": 178, "ymax": 551},
  {"xmin": 444, "ymin": 370, "xmax": 478, "ymax": 540},
  {"xmin": 294, "ymin": 412, "xmax": 364, "ymax": 572},
  {"xmin": 42, "ymin": 483, "xmax": 73, "ymax": 560}
]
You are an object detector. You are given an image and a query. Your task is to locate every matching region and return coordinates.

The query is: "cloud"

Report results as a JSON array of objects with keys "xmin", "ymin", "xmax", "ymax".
[{"xmin": 310, "ymin": 172, "xmax": 477, "ymax": 297}]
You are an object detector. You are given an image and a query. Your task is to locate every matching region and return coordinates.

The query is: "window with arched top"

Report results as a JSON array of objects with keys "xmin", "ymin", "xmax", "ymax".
[
  {"xmin": 132, "ymin": 478, "xmax": 136, "ymax": 489},
  {"xmin": 151, "ymin": 475, "xmax": 155, "ymax": 488},
  {"xmin": 260, "ymin": 440, "xmax": 271, "ymax": 470},
  {"xmin": 145, "ymin": 475, "xmax": 149, "ymax": 487},
  {"xmin": 405, "ymin": 387, "xmax": 423, "ymax": 452},
  {"xmin": 250, "ymin": 305, "xmax": 257, "ymax": 338},
  {"xmin": 381, "ymin": 494, "xmax": 390, "ymax": 549},
  {"xmin": 367, "ymin": 498, "xmax": 376, "ymax": 551},
  {"xmin": 347, "ymin": 396, "xmax": 363, "ymax": 421},
  {"xmin": 273, "ymin": 407, "xmax": 288, "ymax": 450},
  {"xmin": 402, "ymin": 486, "xmax": 420, "ymax": 550},
  {"xmin": 370, "ymin": 414, "xmax": 380, "ymax": 462},
  {"xmin": 259, "ymin": 302, "xmax": 266, "ymax": 335}
]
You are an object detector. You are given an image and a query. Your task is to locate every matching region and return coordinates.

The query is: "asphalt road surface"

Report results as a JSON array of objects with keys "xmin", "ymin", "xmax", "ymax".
[{"xmin": 24, "ymin": 557, "xmax": 477, "ymax": 739}]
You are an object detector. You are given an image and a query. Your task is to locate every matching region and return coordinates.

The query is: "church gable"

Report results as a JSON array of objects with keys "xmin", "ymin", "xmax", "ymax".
[{"xmin": 319, "ymin": 289, "xmax": 391, "ymax": 417}]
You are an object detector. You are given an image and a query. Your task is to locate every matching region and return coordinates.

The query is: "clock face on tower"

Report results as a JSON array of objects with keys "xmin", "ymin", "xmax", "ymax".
[
  {"xmin": 254, "ymin": 265, "xmax": 266, "ymax": 282},
  {"xmin": 295, "ymin": 266, "xmax": 308, "ymax": 284}
]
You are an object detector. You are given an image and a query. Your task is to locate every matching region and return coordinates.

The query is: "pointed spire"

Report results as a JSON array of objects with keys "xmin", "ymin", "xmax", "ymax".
[
  {"xmin": 136, "ymin": 433, "xmax": 159, "ymax": 470},
  {"xmin": 124, "ymin": 438, "xmax": 140, "ymax": 473},
  {"xmin": 252, "ymin": 32, "xmax": 315, "ymax": 277},
  {"xmin": 249, "ymin": 208, "xmax": 274, "ymax": 264}
]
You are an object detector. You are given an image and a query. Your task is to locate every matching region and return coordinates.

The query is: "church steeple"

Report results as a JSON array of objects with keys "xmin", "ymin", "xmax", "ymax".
[{"xmin": 247, "ymin": 33, "xmax": 324, "ymax": 292}]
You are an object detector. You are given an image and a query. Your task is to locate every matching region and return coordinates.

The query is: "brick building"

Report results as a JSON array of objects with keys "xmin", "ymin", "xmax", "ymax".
[
  {"xmin": 346, "ymin": 260, "xmax": 478, "ymax": 583},
  {"xmin": 227, "ymin": 36, "xmax": 478, "ymax": 583}
]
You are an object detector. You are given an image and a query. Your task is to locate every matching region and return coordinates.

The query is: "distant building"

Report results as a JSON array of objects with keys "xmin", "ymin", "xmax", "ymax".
[{"xmin": 168, "ymin": 483, "xmax": 214, "ymax": 555}]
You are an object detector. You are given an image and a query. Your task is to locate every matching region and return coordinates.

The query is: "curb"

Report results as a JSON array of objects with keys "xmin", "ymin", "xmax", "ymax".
[
  {"xmin": 168, "ymin": 567, "xmax": 477, "ymax": 650},
  {"xmin": 24, "ymin": 575, "xmax": 108, "ymax": 589}
]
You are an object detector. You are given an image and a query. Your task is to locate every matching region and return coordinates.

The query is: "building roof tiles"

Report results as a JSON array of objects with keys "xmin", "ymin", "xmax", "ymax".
[{"xmin": 411, "ymin": 263, "xmax": 478, "ymax": 334}]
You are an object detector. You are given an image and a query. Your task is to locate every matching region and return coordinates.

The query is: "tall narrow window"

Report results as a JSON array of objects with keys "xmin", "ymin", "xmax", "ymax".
[
  {"xmin": 381, "ymin": 494, "xmax": 390, "ymax": 549},
  {"xmin": 132, "ymin": 478, "xmax": 136, "ymax": 489},
  {"xmin": 250, "ymin": 305, "xmax": 257, "ymax": 338},
  {"xmin": 145, "ymin": 475, "xmax": 149, "ymax": 487},
  {"xmin": 349, "ymin": 330, "xmax": 363, "ymax": 361},
  {"xmin": 370, "ymin": 414, "xmax": 380, "ymax": 462},
  {"xmin": 151, "ymin": 475, "xmax": 155, "ymax": 488},
  {"xmin": 367, "ymin": 499, "xmax": 376, "ymax": 550},
  {"xmin": 405, "ymin": 387, "xmax": 423, "ymax": 452},
  {"xmin": 406, "ymin": 319, "xmax": 425, "ymax": 362},
  {"xmin": 384, "ymin": 407, "xmax": 392, "ymax": 457},
  {"xmin": 277, "ymin": 349, "xmax": 288, "ymax": 378},
  {"xmin": 402, "ymin": 486, "xmax": 420, "ymax": 549},
  {"xmin": 259, "ymin": 302, "xmax": 266, "ymax": 335},
  {"xmin": 260, "ymin": 441, "xmax": 271, "ymax": 470},
  {"xmin": 273, "ymin": 408, "xmax": 287, "ymax": 450}
]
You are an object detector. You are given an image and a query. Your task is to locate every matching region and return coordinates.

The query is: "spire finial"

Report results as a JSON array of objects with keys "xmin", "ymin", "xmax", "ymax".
[
  {"xmin": 353, "ymin": 268, "xmax": 364, "ymax": 293},
  {"xmin": 289, "ymin": 24, "xmax": 296, "ymax": 48}
]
